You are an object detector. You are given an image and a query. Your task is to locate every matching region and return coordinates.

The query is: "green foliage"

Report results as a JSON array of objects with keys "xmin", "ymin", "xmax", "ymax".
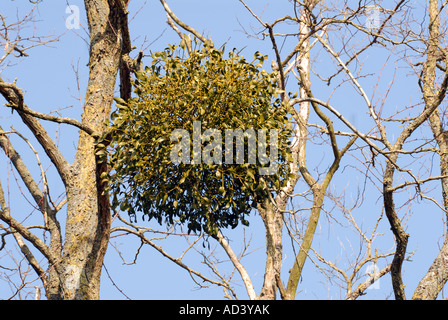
[{"xmin": 104, "ymin": 42, "xmax": 293, "ymax": 235}]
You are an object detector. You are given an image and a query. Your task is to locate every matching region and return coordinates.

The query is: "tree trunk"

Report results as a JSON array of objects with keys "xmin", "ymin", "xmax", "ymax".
[
  {"xmin": 55, "ymin": 0, "xmax": 123, "ymax": 300},
  {"xmin": 285, "ymin": 188, "xmax": 323, "ymax": 299},
  {"xmin": 258, "ymin": 201, "xmax": 284, "ymax": 300},
  {"xmin": 412, "ymin": 0, "xmax": 448, "ymax": 299},
  {"xmin": 383, "ymin": 161, "xmax": 409, "ymax": 300}
]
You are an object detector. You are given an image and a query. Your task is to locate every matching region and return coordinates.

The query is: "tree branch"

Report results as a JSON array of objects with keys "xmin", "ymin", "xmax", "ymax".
[
  {"xmin": 213, "ymin": 231, "xmax": 258, "ymax": 300},
  {"xmin": 110, "ymin": 224, "xmax": 235, "ymax": 293},
  {"xmin": 345, "ymin": 264, "xmax": 392, "ymax": 300},
  {"xmin": 0, "ymin": 181, "xmax": 58, "ymax": 269},
  {"xmin": 159, "ymin": 0, "xmax": 212, "ymax": 46},
  {"xmin": 0, "ymin": 77, "xmax": 71, "ymax": 186},
  {"xmin": 6, "ymin": 102, "xmax": 97, "ymax": 137}
]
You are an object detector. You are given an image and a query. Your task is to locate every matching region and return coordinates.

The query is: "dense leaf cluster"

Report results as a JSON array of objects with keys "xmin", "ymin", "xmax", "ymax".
[{"xmin": 104, "ymin": 43, "xmax": 293, "ymax": 235}]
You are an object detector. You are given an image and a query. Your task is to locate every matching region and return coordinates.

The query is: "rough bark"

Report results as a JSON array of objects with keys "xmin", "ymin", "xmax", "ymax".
[
  {"xmin": 258, "ymin": 201, "xmax": 284, "ymax": 300},
  {"xmin": 412, "ymin": 239, "xmax": 448, "ymax": 300},
  {"xmin": 412, "ymin": 0, "xmax": 448, "ymax": 300},
  {"xmin": 58, "ymin": 0, "xmax": 124, "ymax": 300},
  {"xmin": 383, "ymin": 163, "xmax": 409, "ymax": 300}
]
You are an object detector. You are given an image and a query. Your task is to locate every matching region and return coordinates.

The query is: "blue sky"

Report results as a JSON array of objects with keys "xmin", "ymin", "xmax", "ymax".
[{"xmin": 1, "ymin": 0, "xmax": 447, "ymax": 300}]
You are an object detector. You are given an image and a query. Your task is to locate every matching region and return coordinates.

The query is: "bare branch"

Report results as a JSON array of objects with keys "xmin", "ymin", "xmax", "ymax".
[
  {"xmin": 159, "ymin": 0, "xmax": 212, "ymax": 46},
  {"xmin": 0, "ymin": 77, "xmax": 71, "ymax": 185},
  {"xmin": 345, "ymin": 264, "xmax": 392, "ymax": 300},
  {"xmin": 213, "ymin": 231, "xmax": 257, "ymax": 300},
  {"xmin": 110, "ymin": 225, "xmax": 234, "ymax": 293},
  {"xmin": 5, "ymin": 101, "xmax": 97, "ymax": 137}
]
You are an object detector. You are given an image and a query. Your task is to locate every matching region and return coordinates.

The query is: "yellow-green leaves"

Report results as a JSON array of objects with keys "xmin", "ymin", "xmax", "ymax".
[{"xmin": 105, "ymin": 42, "xmax": 292, "ymax": 235}]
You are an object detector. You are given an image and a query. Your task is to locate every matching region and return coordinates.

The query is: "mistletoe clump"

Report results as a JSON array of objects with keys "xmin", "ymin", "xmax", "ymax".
[{"xmin": 104, "ymin": 43, "xmax": 293, "ymax": 235}]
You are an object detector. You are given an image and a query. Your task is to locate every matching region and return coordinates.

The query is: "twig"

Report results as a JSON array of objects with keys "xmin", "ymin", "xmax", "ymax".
[
  {"xmin": 345, "ymin": 264, "xmax": 392, "ymax": 300},
  {"xmin": 110, "ymin": 226, "xmax": 234, "ymax": 292},
  {"xmin": 159, "ymin": 0, "xmax": 212, "ymax": 46}
]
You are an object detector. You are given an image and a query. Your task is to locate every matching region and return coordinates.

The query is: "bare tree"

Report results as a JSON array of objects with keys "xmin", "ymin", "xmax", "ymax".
[
  {"xmin": 2, "ymin": 0, "xmax": 448, "ymax": 301},
  {"xmin": 147, "ymin": 0, "xmax": 395, "ymax": 300},
  {"xmin": 154, "ymin": 0, "xmax": 448, "ymax": 300}
]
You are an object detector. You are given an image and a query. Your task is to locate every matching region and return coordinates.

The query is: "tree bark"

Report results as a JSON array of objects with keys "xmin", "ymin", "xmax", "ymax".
[
  {"xmin": 57, "ymin": 0, "xmax": 123, "ymax": 300},
  {"xmin": 383, "ymin": 162, "xmax": 409, "ymax": 300},
  {"xmin": 412, "ymin": 0, "xmax": 448, "ymax": 300},
  {"xmin": 258, "ymin": 201, "xmax": 284, "ymax": 300}
]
